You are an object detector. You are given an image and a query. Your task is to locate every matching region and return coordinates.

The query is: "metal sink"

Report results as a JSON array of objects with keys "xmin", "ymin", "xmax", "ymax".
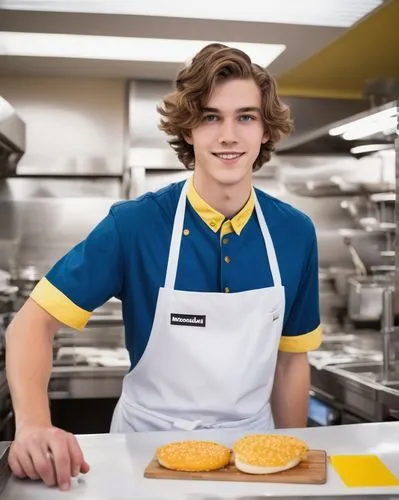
[
  {"xmin": 337, "ymin": 362, "xmax": 382, "ymax": 380},
  {"xmin": 383, "ymin": 381, "xmax": 399, "ymax": 390},
  {"xmin": 331, "ymin": 361, "xmax": 399, "ymax": 383},
  {"xmin": 379, "ymin": 381, "xmax": 399, "ymax": 414},
  {"xmin": 324, "ymin": 361, "xmax": 399, "ymax": 417}
]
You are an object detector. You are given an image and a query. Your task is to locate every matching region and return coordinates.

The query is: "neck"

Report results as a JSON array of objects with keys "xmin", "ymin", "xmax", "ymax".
[{"xmin": 192, "ymin": 172, "xmax": 252, "ymax": 219}]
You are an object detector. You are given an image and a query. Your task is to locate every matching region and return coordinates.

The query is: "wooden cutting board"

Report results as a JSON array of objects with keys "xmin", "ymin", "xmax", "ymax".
[{"xmin": 144, "ymin": 449, "xmax": 327, "ymax": 484}]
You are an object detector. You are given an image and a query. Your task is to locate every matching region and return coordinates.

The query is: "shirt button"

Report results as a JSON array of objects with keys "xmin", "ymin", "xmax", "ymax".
[
  {"xmin": 183, "ymin": 228, "xmax": 190, "ymax": 236},
  {"xmin": 210, "ymin": 221, "xmax": 216, "ymax": 228},
  {"xmin": 222, "ymin": 237, "xmax": 229, "ymax": 245},
  {"xmin": 224, "ymin": 256, "xmax": 231, "ymax": 264},
  {"xmin": 224, "ymin": 287, "xmax": 230, "ymax": 293}
]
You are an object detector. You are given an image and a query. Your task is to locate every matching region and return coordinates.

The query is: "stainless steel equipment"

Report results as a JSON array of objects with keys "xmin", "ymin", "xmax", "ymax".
[
  {"xmin": 284, "ymin": 177, "xmax": 395, "ymax": 198},
  {"xmin": 0, "ymin": 376, "xmax": 13, "ymax": 442},
  {"xmin": 0, "ymin": 96, "xmax": 26, "ymax": 177},
  {"xmin": 309, "ymin": 328, "xmax": 399, "ymax": 422},
  {"xmin": 277, "ymin": 99, "xmax": 397, "ymax": 157},
  {"xmin": 0, "ymin": 272, "xmax": 17, "ymax": 442},
  {"xmin": 370, "ymin": 192, "xmax": 396, "ymax": 223},
  {"xmin": 348, "ymin": 275, "xmax": 394, "ymax": 322},
  {"xmin": 343, "ymin": 236, "xmax": 368, "ymax": 277},
  {"xmin": 336, "ymin": 223, "xmax": 396, "ymax": 324},
  {"xmin": 381, "ymin": 287, "xmax": 395, "ymax": 383},
  {"xmin": 327, "ymin": 266, "xmax": 355, "ymax": 298},
  {"xmin": 0, "ymin": 442, "xmax": 11, "ymax": 496}
]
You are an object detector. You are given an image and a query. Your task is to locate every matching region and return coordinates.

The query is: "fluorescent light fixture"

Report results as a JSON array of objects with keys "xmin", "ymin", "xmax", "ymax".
[
  {"xmin": 0, "ymin": 0, "xmax": 383, "ymax": 28},
  {"xmin": 350, "ymin": 144, "xmax": 393, "ymax": 155},
  {"xmin": 342, "ymin": 117, "xmax": 397, "ymax": 140},
  {"xmin": 0, "ymin": 32, "xmax": 286, "ymax": 66},
  {"xmin": 329, "ymin": 107, "xmax": 397, "ymax": 136},
  {"xmin": 329, "ymin": 106, "xmax": 398, "ymax": 140}
]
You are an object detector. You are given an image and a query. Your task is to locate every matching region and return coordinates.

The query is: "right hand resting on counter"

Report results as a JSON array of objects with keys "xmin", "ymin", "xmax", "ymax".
[{"xmin": 8, "ymin": 425, "xmax": 90, "ymax": 490}]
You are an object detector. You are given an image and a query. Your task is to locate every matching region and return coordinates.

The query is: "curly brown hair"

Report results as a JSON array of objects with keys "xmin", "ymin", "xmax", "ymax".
[{"xmin": 158, "ymin": 43, "xmax": 293, "ymax": 172}]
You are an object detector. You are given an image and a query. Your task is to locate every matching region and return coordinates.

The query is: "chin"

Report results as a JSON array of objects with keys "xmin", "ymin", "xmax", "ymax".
[{"xmin": 212, "ymin": 169, "xmax": 252, "ymax": 187}]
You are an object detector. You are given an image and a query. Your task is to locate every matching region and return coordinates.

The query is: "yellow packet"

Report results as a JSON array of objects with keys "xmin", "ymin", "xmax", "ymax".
[{"xmin": 330, "ymin": 455, "xmax": 399, "ymax": 487}]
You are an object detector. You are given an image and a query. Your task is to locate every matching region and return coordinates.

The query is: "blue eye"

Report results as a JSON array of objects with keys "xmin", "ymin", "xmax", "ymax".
[
  {"xmin": 239, "ymin": 114, "xmax": 255, "ymax": 122},
  {"xmin": 203, "ymin": 114, "xmax": 219, "ymax": 122}
]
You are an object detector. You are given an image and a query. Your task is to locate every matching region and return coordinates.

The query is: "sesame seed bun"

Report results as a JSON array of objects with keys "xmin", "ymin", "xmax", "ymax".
[
  {"xmin": 156, "ymin": 440, "xmax": 231, "ymax": 472},
  {"xmin": 233, "ymin": 434, "xmax": 308, "ymax": 474}
]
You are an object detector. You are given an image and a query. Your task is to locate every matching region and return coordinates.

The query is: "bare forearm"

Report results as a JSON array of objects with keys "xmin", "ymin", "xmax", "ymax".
[
  {"xmin": 271, "ymin": 352, "xmax": 310, "ymax": 428},
  {"xmin": 5, "ymin": 299, "xmax": 61, "ymax": 431}
]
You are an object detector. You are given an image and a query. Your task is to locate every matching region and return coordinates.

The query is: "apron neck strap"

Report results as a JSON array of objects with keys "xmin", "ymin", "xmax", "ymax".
[
  {"xmin": 164, "ymin": 180, "xmax": 282, "ymax": 289},
  {"xmin": 253, "ymin": 192, "xmax": 282, "ymax": 287},
  {"xmin": 164, "ymin": 180, "xmax": 189, "ymax": 289}
]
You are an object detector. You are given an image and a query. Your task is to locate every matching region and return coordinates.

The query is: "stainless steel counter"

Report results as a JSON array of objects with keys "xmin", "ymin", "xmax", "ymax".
[
  {"xmin": 309, "ymin": 330, "xmax": 399, "ymax": 422},
  {"xmin": 1, "ymin": 422, "xmax": 399, "ymax": 499}
]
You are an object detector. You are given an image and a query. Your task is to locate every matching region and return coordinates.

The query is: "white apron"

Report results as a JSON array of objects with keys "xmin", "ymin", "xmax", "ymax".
[{"xmin": 110, "ymin": 180, "xmax": 285, "ymax": 432}]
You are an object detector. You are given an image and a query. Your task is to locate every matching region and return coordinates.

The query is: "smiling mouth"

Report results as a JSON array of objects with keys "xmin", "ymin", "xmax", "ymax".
[{"xmin": 212, "ymin": 153, "xmax": 245, "ymax": 160}]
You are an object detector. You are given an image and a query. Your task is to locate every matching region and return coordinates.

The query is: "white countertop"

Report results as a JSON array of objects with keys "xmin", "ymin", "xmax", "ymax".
[{"xmin": 2, "ymin": 422, "xmax": 399, "ymax": 499}]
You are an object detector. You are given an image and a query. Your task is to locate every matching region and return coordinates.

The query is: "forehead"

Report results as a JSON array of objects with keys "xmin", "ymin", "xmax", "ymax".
[{"xmin": 205, "ymin": 78, "xmax": 261, "ymax": 110}]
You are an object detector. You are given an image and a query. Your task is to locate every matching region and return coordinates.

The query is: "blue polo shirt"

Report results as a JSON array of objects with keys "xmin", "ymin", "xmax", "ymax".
[{"xmin": 31, "ymin": 178, "xmax": 322, "ymax": 368}]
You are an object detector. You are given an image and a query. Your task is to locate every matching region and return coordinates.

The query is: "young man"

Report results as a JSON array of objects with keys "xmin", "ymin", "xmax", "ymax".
[{"xmin": 5, "ymin": 43, "xmax": 322, "ymax": 490}]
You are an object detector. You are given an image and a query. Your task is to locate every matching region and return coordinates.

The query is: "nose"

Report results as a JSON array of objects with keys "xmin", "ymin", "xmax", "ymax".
[{"xmin": 218, "ymin": 118, "xmax": 238, "ymax": 145}]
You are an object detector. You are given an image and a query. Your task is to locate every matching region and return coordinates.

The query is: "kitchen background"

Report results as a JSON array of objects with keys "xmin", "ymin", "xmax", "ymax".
[{"xmin": 0, "ymin": 0, "xmax": 398, "ymax": 436}]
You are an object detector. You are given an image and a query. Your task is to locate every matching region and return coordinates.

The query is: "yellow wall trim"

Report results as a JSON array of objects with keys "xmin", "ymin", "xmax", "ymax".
[
  {"xmin": 277, "ymin": 87, "xmax": 363, "ymax": 100},
  {"xmin": 276, "ymin": 1, "xmax": 399, "ymax": 97}
]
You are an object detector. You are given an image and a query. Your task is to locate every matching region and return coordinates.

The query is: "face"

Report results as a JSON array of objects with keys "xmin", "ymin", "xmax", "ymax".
[{"xmin": 185, "ymin": 78, "xmax": 268, "ymax": 188}]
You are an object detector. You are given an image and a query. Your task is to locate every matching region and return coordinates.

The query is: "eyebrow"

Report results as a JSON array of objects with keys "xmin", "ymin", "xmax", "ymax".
[{"xmin": 202, "ymin": 106, "xmax": 261, "ymax": 114}]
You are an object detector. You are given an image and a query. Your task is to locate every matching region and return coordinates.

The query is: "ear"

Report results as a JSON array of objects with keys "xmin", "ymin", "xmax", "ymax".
[
  {"xmin": 183, "ymin": 131, "xmax": 193, "ymax": 145},
  {"xmin": 261, "ymin": 131, "xmax": 269, "ymax": 144}
]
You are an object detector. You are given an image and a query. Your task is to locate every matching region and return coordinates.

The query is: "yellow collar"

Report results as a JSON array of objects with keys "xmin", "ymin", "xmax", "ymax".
[{"xmin": 186, "ymin": 177, "xmax": 254, "ymax": 235}]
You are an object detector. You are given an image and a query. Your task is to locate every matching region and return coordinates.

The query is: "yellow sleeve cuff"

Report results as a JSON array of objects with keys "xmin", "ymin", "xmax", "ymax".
[
  {"xmin": 279, "ymin": 325, "xmax": 322, "ymax": 353},
  {"xmin": 30, "ymin": 277, "xmax": 91, "ymax": 331}
]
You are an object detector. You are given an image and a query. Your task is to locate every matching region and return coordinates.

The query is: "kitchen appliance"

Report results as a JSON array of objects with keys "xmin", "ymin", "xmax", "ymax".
[
  {"xmin": 341, "ymin": 192, "xmax": 396, "ymax": 232},
  {"xmin": 337, "ymin": 228, "xmax": 396, "ymax": 326},
  {"xmin": 0, "ymin": 96, "xmax": 26, "ymax": 177},
  {"xmin": 327, "ymin": 267, "xmax": 356, "ymax": 298},
  {"xmin": 0, "ymin": 442, "xmax": 11, "ymax": 496},
  {"xmin": 0, "ymin": 271, "xmax": 17, "ymax": 442},
  {"xmin": 0, "ymin": 375, "xmax": 13, "ymax": 442},
  {"xmin": 347, "ymin": 275, "xmax": 394, "ymax": 323}
]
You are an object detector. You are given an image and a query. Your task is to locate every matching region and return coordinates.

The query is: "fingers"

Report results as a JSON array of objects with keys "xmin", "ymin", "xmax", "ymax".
[
  {"xmin": 8, "ymin": 443, "xmax": 27, "ymax": 479},
  {"xmin": 46, "ymin": 429, "xmax": 72, "ymax": 490},
  {"xmin": 10, "ymin": 444, "xmax": 39, "ymax": 481},
  {"xmin": 69, "ymin": 436, "xmax": 89, "ymax": 475},
  {"xmin": 9, "ymin": 426, "xmax": 90, "ymax": 490},
  {"xmin": 66, "ymin": 433, "xmax": 85, "ymax": 477},
  {"xmin": 80, "ymin": 460, "xmax": 90, "ymax": 474},
  {"xmin": 33, "ymin": 444, "xmax": 57, "ymax": 487}
]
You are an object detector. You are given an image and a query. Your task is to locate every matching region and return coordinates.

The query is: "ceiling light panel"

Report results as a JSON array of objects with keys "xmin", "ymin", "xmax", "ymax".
[
  {"xmin": 329, "ymin": 106, "xmax": 398, "ymax": 141},
  {"xmin": 350, "ymin": 144, "xmax": 393, "ymax": 154},
  {"xmin": 0, "ymin": 32, "xmax": 286, "ymax": 66},
  {"xmin": 329, "ymin": 107, "xmax": 397, "ymax": 136},
  {"xmin": 1, "ymin": 0, "xmax": 383, "ymax": 27}
]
